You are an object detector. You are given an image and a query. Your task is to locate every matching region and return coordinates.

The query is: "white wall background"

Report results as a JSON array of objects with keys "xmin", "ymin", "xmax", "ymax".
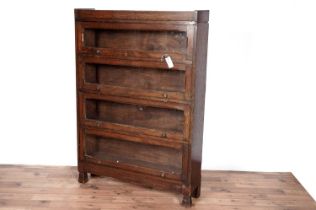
[{"xmin": 0, "ymin": 0, "xmax": 315, "ymax": 200}]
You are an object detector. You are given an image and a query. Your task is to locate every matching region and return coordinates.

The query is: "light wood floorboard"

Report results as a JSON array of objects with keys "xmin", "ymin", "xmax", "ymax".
[{"xmin": 0, "ymin": 165, "xmax": 315, "ymax": 210}]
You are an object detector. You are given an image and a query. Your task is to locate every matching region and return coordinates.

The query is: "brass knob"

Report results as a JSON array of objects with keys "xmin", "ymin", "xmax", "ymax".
[
  {"xmin": 138, "ymin": 106, "xmax": 143, "ymax": 111},
  {"xmin": 161, "ymin": 132, "xmax": 167, "ymax": 138},
  {"xmin": 162, "ymin": 93, "xmax": 168, "ymax": 102},
  {"xmin": 160, "ymin": 171, "xmax": 165, "ymax": 178},
  {"xmin": 96, "ymin": 49, "xmax": 101, "ymax": 55},
  {"xmin": 116, "ymin": 160, "xmax": 119, "ymax": 163},
  {"xmin": 96, "ymin": 85, "xmax": 101, "ymax": 95}
]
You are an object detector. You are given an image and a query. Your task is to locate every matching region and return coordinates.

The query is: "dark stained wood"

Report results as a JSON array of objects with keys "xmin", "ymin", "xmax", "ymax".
[
  {"xmin": 75, "ymin": 9, "xmax": 209, "ymax": 207},
  {"xmin": 78, "ymin": 54, "xmax": 188, "ymax": 70},
  {"xmin": 84, "ymin": 127, "xmax": 184, "ymax": 149},
  {"xmin": 0, "ymin": 165, "xmax": 315, "ymax": 210},
  {"xmin": 190, "ymin": 14, "xmax": 210, "ymax": 200},
  {"xmin": 75, "ymin": 9, "xmax": 209, "ymax": 23},
  {"xmin": 78, "ymin": 172, "xmax": 88, "ymax": 184}
]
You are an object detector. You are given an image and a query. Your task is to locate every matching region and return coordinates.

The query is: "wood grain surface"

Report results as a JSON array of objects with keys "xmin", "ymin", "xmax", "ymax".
[{"xmin": 0, "ymin": 165, "xmax": 315, "ymax": 210}]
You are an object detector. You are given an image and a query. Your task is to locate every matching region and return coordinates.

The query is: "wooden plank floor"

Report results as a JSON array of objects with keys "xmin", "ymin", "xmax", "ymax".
[{"xmin": 0, "ymin": 165, "xmax": 315, "ymax": 210}]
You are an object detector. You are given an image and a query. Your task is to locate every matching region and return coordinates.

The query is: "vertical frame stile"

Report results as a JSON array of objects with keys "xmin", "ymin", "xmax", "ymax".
[
  {"xmin": 184, "ymin": 22, "xmax": 198, "ymax": 197},
  {"xmin": 183, "ymin": 106, "xmax": 191, "ymax": 142},
  {"xmin": 181, "ymin": 143, "xmax": 190, "ymax": 184},
  {"xmin": 77, "ymin": 23, "xmax": 84, "ymax": 52},
  {"xmin": 181, "ymin": 23, "xmax": 197, "ymax": 194},
  {"xmin": 188, "ymin": 23, "xmax": 198, "ymax": 146},
  {"xmin": 76, "ymin": 22, "xmax": 86, "ymax": 169},
  {"xmin": 79, "ymin": 93, "xmax": 86, "ymax": 123},
  {"xmin": 78, "ymin": 57, "xmax": 85, "ymax": 91},
  {"xmin": 75, "ymin": 17, "xmax": 82, "ymax": 170},
  {"xmin": 79, "ymin": 128, "xmax": 85, "ymax": 162},
  {"xmin": 78, "ymin": 93, "xmax": 83, "ymax": 164},
  {"xmin": 186, "ymin": 25, "xmax": 195, "ymax": 61},
  {"xmin": 184, "ymin": 65, "xmax": 192, "ymax": 100}
]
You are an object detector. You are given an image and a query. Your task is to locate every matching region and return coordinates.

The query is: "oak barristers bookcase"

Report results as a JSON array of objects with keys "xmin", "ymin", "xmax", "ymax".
[{"xmin": 75, "ymin": 9, "xmax": 209, "ymax": 206}]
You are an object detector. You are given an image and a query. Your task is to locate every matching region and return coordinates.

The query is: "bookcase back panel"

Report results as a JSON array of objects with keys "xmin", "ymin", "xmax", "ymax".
[
  {"xmin": 85, "ymin": 99, "xmax": 184, "ymax": 133},
  {"xmin": 85, "ymin": 63, "xmax": 185, "ymax": 93}
]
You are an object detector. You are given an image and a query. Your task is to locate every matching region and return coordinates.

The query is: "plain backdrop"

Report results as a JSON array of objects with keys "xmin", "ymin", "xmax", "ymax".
[{"xmin": 0, "ymin": 0, "xmax": 315, "ymax": 200}]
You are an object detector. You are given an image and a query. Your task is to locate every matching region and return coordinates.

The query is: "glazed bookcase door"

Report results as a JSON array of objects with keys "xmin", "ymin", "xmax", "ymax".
[
  {"xmin": 80, "ymin": 128, "xmax": 185, "ymax": 180},
  {"xmin": 76, "ymin": 22, "xmax": 194, "ymax": 63},
  {"xmin": 78, "ymin": 93, "xmax": 191, "ymax": 142},
  {"xmin": 77, "ymin": 55, "xmax": 193, "ymax": 101}
]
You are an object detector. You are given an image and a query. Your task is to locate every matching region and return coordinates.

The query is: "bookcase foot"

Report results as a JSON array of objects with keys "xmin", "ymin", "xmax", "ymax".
[
  {"xmin": 182, "ymin": 195, "xmax": 192, "ymax": 207},
  {"xmin": 192, "ymin": 185, "xmax": 201, "ymax": 198},
  {"xmin": 78, "ymin": 172, "xmax": 88, "ymax": 183}
]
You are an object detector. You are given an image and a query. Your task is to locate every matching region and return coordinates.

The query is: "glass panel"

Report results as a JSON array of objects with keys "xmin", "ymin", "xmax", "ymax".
[
  {"xmin": 85, "ymin": 134, "xmax": 182, "ymax": 174},
  {"xmin": 84, "ymin": 29, "xmax": 187, "ymax": 53},
  {"xmin": 85, "ymin": 64, "xmax": 185, "ymax": 92},
  {"xmin": 85, "ymin": 99, "xmax": 184, "ymax": 133}
]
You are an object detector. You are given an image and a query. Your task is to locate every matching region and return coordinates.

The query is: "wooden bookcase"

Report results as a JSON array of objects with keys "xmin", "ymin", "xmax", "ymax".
[{"xmin": 75, "ymin": 9, "xmax": 209, "ymax": 206}]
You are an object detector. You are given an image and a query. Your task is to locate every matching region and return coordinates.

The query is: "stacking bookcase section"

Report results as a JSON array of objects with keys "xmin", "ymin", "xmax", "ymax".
[
  {"xmin": 78, "ymin": 93, "xmax": 190, "ymax": 141},
  {"xmin": 77, "ymin": 56, "xmax": 192, "ymax": 101},
  {"xmin": 76, "ymin": 21, "xmax": 194, "ymax": 63},
  {"xmin": 75, "ymin": 9, "xmax": 209, "ymax": 207},
  {"xmin": 81, "ymin": 128, "xmax": 185, "ymax": 181}
]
